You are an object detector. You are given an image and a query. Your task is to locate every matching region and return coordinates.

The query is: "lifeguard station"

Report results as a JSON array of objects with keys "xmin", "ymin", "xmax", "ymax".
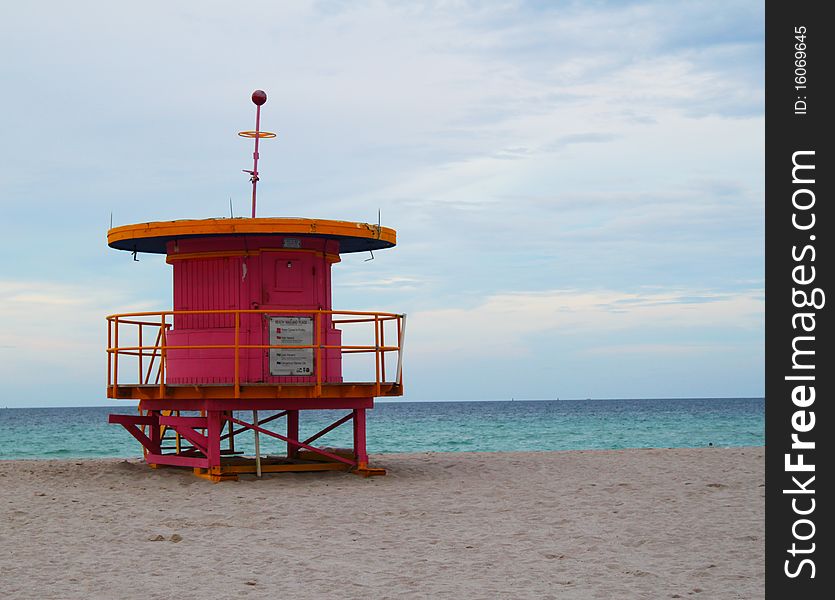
[{"xmin": 107, "ymin": 91, "xmax": 404, "ymax": 481}]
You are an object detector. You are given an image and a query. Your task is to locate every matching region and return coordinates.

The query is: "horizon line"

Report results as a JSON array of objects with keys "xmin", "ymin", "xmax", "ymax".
[{"xmin": 1, "ymin": 396, "xmax": 766, "ymax": 410}]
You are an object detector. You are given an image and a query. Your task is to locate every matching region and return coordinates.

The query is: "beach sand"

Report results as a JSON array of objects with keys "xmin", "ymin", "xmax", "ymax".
[{"xmin": 0, "ymin": 448, "xmax": 763, "ymax": 599}]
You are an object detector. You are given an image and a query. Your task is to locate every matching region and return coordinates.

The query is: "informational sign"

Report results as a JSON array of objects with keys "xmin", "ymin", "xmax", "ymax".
[
  {"xmin": 269, "ymin": 316, "xmax": 314, "ymax": 376},
  {"xmin": 282, "ymin": 237, "xmax": 302, "ymax": 248}
]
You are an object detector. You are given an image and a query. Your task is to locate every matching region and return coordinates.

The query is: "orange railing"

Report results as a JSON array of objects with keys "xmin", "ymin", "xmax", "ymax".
[{"xmin": 106, "ymin": 309, "xmax": 405, "ymax": 398}]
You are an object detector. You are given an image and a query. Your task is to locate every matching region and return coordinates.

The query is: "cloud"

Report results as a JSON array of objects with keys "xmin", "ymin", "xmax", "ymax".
[
  {"xmin": 542, "ymin": 133, "xmax": 621, "ymax": 152},
  {"xmin": 0, "ymin": 280, "xmax": 157, "ymax": 380},
  {"xmin": 0, "ymin": 1, "xmax": 764, "ymax": 402},
  {"xmin": 338, "ymin": 275, "xmax": 426, "ymax": 292},
  {"xmin": 579, "ymin": 342, "xmax": 724, "ymax": 357},
  {"xmin": 407, "ymin": 287, "xmax": 763, "ymax": 359}
]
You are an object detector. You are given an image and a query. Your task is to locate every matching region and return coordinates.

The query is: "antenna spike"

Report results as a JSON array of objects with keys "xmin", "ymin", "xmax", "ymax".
[{"xmin": 238, "ymin": 90, "xmax": 276, "ymax": 219}]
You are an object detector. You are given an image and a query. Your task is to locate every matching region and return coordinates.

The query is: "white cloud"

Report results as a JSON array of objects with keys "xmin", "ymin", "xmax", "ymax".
[
  {"xmin": 0, "ymin": 280, "xmax": 157, "ymax": 380},
  {"xmin": 408, "ymin": 288, "xmax": 763, "ymax": 359},
  {"xmin": 0, "ymin": 1, "xmax": 764, "ymax": 402}
]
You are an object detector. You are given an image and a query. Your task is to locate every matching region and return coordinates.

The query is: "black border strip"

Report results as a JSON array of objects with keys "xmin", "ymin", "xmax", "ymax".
[{"xmin": 765, "ymin": 2, "xmax": 831, "ymax": 596}]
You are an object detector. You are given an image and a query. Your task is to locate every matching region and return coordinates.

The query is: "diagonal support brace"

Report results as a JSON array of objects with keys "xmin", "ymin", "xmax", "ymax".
[{"xmin": 226, "ymin": 416, "xmax": 356, "ymax": 466}]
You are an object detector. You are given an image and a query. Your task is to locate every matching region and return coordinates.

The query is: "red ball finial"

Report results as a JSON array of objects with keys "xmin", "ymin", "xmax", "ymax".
[{"xmin": 251, "ymin": 90, "xmax": 267, "ymax": 105}]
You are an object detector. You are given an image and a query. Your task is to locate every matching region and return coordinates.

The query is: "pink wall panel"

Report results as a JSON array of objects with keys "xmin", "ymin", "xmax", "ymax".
[{"xmin": 165, "ymin": 235, "xmax": 343, "ymax": 385}]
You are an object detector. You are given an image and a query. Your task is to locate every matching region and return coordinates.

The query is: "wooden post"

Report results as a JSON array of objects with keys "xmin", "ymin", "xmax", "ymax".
[
  {"xmin": 287, "ymin": 410, "xmax": 299, "ymax": 459},
  {"xmin": 253, "ymin": 410, "xmax": 262, "ymax": 477},
  {"xmin": 207, "ymin": 410, "xmax": 222, "ymax": 471},
  {"xmin": 227, "ymin": 411, "xmax": 236, "ymax": 454},
  {"xmin": 353, "ymin": 408, "xmax": 368, "ymax": 468},
  {"xmin": 175, "ymin": 409, "xmax": 181, "ymax": 454}
]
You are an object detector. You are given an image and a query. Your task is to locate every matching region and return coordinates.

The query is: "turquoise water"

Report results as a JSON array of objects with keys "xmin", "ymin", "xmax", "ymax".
[{"xmin": 0, "ymin": 398, "xmax": 763, "ymax": 460}]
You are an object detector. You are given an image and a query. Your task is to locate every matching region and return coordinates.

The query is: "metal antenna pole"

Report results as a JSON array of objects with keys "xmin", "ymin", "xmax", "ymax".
[
  {"xmin": 251, "ymin": 102, "xmax": 262, "ymax": 218},
  {"xmin": 238, "ymin": 90, "xmax": 275, "ymax": 219}
]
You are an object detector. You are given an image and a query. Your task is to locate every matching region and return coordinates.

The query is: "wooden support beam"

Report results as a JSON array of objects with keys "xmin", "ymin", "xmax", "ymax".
[
  {"xmin": 226, "ymin": 416, "xmax": 356, "ymax": 466},
  {"xmin": 302, "ymin": 412, "xmax": 352, "ymax": 446},
  {"xmin": 145, "ymin": 453, "xmax": 209, "ymax": 468},
  {"xmin": 108, "ymin": 414, "xmax": 160, "ymax": 454}
]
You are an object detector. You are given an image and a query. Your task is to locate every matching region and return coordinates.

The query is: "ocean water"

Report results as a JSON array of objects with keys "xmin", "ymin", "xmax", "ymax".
[{"xmin": 0, "ymin": 398, "xmax": 763, "ymax": 460}]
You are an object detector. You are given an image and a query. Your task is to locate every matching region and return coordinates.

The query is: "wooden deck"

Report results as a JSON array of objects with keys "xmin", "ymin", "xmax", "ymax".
[{"xmin": 107, "ymin": 381, "xmax": 402, "ymax": 402}]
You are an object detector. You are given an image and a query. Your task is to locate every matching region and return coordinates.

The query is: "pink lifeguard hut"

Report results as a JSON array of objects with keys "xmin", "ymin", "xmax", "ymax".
[{"xmin": 107, "ymin": 90, "xmax": 404, "ymax": 481}]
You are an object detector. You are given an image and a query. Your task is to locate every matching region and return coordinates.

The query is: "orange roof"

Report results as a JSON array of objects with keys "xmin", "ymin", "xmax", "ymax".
[{"xmin": 108, "ymin": 217, "xmax": 396, "ymax": 254}]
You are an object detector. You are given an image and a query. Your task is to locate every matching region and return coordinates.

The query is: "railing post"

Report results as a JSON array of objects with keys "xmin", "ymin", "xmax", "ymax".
[
  {"xmin": 113, "ymin": 316, "xmax": 119, "ymax": 390},
  {"xmin": 107, "ymin": 317, "xmax": 112, "ymax": 391},
  {"xmin": 315, "ymin": 311, "xmax": 322, "ymax": 396},
  {"xmin": 234, "ymin": 311, "xmax": 240, "ymax": 399},
  {"xmin": 380, "ymin": 316, "xmax": 386, "ymax": 383},
  {"xmin": 395, "ymin": 314, "xmax": 406, "ymax": 387},
  {"xmin": 138, "ymin": 324, "xmax": 143, "ymax": 385},
  {"xmin": 158, "ymin": 314, "xmax": 166, "ymax": 398},
  {"xmin": 374, "ymin": 314, "xmax": 381, "ymax": 396},
  {"xmin": 148, "ymin": 327, "xmax": 162, "ymax": 385}
]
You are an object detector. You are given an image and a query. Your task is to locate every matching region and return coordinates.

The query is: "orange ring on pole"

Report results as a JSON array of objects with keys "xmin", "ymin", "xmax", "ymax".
[{"xmin": 238, "ymin": 130, "xmax": 277, "ymax": 138}]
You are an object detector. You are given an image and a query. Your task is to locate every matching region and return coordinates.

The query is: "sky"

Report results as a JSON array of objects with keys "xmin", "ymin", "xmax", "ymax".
[{"xmin": 0, "ymin": 0, "xmax": 763, "ymax": 407}]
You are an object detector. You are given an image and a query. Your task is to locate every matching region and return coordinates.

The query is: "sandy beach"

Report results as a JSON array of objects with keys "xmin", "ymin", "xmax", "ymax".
[{"xmin": 0, "ymin": 448, "xmax": 763, "ymax": 599}]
